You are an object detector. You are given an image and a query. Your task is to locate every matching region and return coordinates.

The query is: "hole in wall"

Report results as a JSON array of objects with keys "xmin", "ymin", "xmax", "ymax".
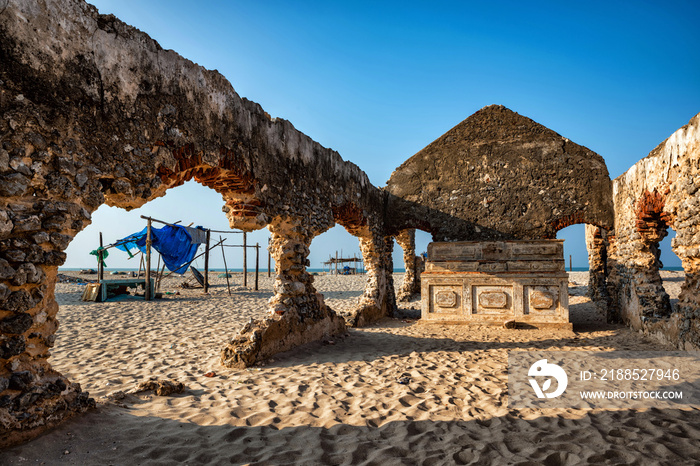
[
  {"xmin": 309, "ymin": 224, "xmax": 364, "ymax": 313},
  {"xmin": 555, "ymin": 223, "xmax": 601, "ymax": 325},
  {"xmin": 391, "ymin": 228, "xmax": 430, "ymax": 288},
  {"xmin": 658, "ymin": 228, "xmax": 684, "ymax": 311},
  {"xmin": 555, "ymin": 223, "xmax": 589, "ymax": 272},
  {"xmin": 53, "ymin": 181, "xmax": 272, "ymax": 398}
]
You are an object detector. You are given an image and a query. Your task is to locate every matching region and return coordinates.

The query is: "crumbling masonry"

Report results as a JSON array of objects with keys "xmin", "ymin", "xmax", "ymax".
[
  {"xmin": 588, "ymin": 113, "xmax": 700, "ymax": 350},
  {"xmin": 1, "ymin": 0, "xmax": 699, "ymax": 448},
  {"xmin": 0, "ymin": 0, "xmax": 393, "ymax": 445}
]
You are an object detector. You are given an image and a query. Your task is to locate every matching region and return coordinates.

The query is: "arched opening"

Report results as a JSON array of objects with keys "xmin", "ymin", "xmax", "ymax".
[
  {"xmin": 392, "ymin": 228, "xmax": 431, "ymax": 317},
  {"xmin": 390, "ymin": 228, "xmax": 431, "ymax": 270},
  {"xmin": 658, "ymin": 229, "xmax": 684, "ymax": 312},
  {"xmin": 51, "ymin": 180, "xmax": 276, "ymax": 400},
  {"xmin": 325, "ymin": 203, "xmax": 395, "ymax": 327},
  {"xmin": 633, "ymin": 189, "xmax": 674, "ymax": 318},
  {"xmin": 63, "ymin": 180, "xmax": 272, "ymax": 284},
  {"xmin": 555, "ymin": 223, "xmax": 604, "ymax": 327},
  {"xmin": 307, "ymin": 224, "xmax": 364, "ymax": 321},
  {"xmin": 555, "ymin": 223, "xmax": 589, "ymax": 272}
]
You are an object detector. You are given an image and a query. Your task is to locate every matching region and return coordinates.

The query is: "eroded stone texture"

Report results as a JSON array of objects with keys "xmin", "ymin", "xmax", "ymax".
[
  {"xmin": 585, "ymin": 224, "xmax": 609, "ymax": 315},
  {"xmin": 331, "ymin": 202, "xmax": 397, "ymax": 327},
  {"xmin": 385, "ymin": 105, "xmax": 614, "ymax": 241},
  {"xmin": 395, "ymin": 229, "xmax": 421, "ymax": 301},
  {"xmin": 0, "ymin": 0, "xmax": 394, "ymax": 445},
  {"xmin": 606, "ymin": 112, "xmax": 700, "ymax": 349}
]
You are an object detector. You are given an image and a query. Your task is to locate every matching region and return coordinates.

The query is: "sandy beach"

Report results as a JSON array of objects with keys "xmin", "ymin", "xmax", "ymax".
[{"xmin": 1, "ymin": 270, "xmax": 698, "ymax": 465}]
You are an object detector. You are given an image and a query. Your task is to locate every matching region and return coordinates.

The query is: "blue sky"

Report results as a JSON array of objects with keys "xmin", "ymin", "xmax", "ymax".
[{"xmin": 64, "ymin": 0, "xmax": 700, "ymax": 270}]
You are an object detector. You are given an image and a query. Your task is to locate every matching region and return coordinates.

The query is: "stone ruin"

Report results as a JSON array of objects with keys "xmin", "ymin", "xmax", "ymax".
[
  {"xmin": 0, "ymin": 0, "xmax": 392, "ymax": 445},
  {"xmin": 587, "ymin": 113, "xmax": 700, "ymax": 350},
  {"xmin": 385, "ymin": 105, "xmax": 614, "ymax": 299},
  {"xmin": 0, "ymin": 0, "xmax": 698, "ymax": 447},
  {"xmin": 421, "ymin": 240, "xmax": 571, "ymax": 329}
]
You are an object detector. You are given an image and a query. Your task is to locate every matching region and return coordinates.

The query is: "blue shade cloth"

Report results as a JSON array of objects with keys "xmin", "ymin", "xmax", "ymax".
[{"xmin": 115, "ymin": 225, "xmax": 199, "ymax": 274}]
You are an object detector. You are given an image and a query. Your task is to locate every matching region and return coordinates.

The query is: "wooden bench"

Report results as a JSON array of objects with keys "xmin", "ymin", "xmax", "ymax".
[{"xmin": 100, "ymin": 278, "xmax": 155, "ymax": 301}]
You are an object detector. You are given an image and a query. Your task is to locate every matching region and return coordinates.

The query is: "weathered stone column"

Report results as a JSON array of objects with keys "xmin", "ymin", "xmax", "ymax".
[
  {"xmin": 585, "ymin": 224, "xmax": 609, "ymax": 315},
  {"xmin": 607, "ymin": 189, "xmax": 672, "ymax": 326},
  {"xmin": 395, "ymin": 229, "xmax": 421, "ymax": 301},
  {"xmin": 344, "ymin": 224, "xmax": 397, "ymax": 327},
  {"xmin": 221, "ymin": 217, "xmax": 346, "ymax": 368},
  {"xmin": 266, "ymin": 218, "xmax": 323, "ymax": 318},
  {"xmin": 0, "ymin": 202, "xmax": 96, "ymax": 447}
]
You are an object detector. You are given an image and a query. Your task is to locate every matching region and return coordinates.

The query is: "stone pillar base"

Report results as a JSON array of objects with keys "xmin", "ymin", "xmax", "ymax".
[
  {"xmin": 0, "ymin": 380, "xmax": 95, "ymax": 448},
  {"xmin": 220, "ymin": 306, "xmax": 346, "ymax": 368},
  {"xmin": 344, "ymin": 302, "xmax": 390, "ymax": 328}
]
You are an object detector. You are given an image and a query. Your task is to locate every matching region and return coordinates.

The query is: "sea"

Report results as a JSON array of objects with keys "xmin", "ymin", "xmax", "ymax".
[{"xmin": 58, "ymin": 266, "xmax": 687, "ymax": 274}]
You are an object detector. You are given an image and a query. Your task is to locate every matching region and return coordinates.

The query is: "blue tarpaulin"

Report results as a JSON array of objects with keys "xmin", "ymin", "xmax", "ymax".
[{"xmin": 115, "ymin": 225, "xmax": 201, "ymax": 274}]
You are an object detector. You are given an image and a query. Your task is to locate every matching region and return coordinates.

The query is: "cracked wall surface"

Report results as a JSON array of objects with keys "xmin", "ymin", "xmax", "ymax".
[
  {"xmin": 385, "ymin": 105, "xmax": 614, "ymax": 242},
  {"xmin": 0, "ymin": 0, "xmax": 395, "ymax": 445},
  {"xmin": 605, "ymin": 112, "xmax": 700, "ymax": 350}
]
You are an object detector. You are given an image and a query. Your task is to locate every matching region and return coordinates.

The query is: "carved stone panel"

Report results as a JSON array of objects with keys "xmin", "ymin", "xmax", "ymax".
[
  {"xmin": 436, "ymin": 290, "xmax": 458, "ymax": 308},
  {"xmin": 525, "ymin": 285, "xmax": 559, "ymax": 315},
  {"xmin": 472, "ymin": 286, "xmax": 513, "ymax": 315},
  {"xmin": 478, "ymin": 262, "xmax": 506, "ymax": 273},
  {"xmin": 531, "ymin": 291, "xmax": 554, "ymax": 309},
  {"xmin": 429, "ymin": 284, "xmax": 462, "ymax": 314},
  {"xmin": 430, "ymin": 243, "xmax": 478, "ymax": 261},
  {"xmin": 511, "ymin": 243, "xmax": 562, "ymax": 258},
  {"xmin": 479, "ymin": 291, "xmax": 508, "ymax": 308}
]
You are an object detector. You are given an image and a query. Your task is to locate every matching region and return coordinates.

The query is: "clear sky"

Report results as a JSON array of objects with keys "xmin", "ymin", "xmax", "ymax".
[{"xmin": 64, "ymin": 0, "xmax": 700, "ymax": 271}]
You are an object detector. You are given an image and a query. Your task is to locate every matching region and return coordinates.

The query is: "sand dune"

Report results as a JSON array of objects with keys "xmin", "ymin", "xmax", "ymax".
[{"xmin": 2, "ymin": 271, "xmax": 698, "ymax": 465}]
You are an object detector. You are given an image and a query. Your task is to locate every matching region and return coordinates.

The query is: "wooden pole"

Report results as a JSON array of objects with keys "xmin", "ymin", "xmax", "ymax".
[
  {"xmin": 156, "ymin": 259, "xmax": 166, "ymax": 293},
  {"xmin": 138, "ymin": 252, "xmax": 144, "ymax": 278},
  {"xmin": 243, "ymin": 231, "xmax": 248, "ymax": 288},
  {"xmin": 569, "ymin": 254, "xmax": 572, "ymax": 272},
  {"xmin": 155, "ymin": 252, "xmax": 161, "ymax": 288},
  {"xmin": 156, "ymin": 254, "xmax": 160, "ymax": 288},
  {"xmin": 220, "ymin": 235, "xmax": 231, "ymax": 296},
  {"xmin": 267, "ymin": 237, "xmax": 271, "ymax": 278},
  {"xmin": 335, "ymin": 250, "xmax": 338, "ymax": 275},
  {"xmin": 145, "ymin": 218, "xmax": 152, "ymax": 301},
  {"xmin": 203, "ymin": 229, "xmax": 211, "ymax": 293},
  {"xmin": 255, "ymin": 243, "xmax": 259, "ymax": 291},
  {"xmin": 98, "ymin": 232, "xmax": 104, "ymax": 282}
]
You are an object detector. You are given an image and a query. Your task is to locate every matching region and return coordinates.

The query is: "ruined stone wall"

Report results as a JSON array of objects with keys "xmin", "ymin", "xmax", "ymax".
[
  {"xmin": 395, "ymin": 229, "xmax": 421, "ymax": 301},
  {"xmin": 585, "ymin": 224, "xmax": 609, "ymax": 314},
  {"xmin": 607, "ymin": 112, "xmax": 700, "ymax": 349},
  {"xmin": 385, "ymin": 105, "xmax": 614, "ymax": 242},
  {"xmin": 0, "ymin": 0, "xmax": 395, "ymax": 445}
]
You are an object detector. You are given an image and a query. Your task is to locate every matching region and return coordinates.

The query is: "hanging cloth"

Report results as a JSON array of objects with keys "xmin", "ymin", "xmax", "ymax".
[
  {"xmin": 185, "ymin": 226, "xmax": 208, "ymax": 244},
  {"xmin": 115, "ymin": 224, "xmax": 199, "ymax": 274},
  {"xmin": 89, "ymin": 247, "xmax": 109, "ymax": 267}
]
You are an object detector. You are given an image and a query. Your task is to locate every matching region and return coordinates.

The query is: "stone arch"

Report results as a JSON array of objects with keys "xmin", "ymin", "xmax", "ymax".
[
  {"xmin": 393, "ymin": 228, "xmax": 425, "ymax": 302},
  {"xmin": 606, "ymin": 112, "xmax": 700, "ymax": 349},
  {"xmin": 330, "ymin": 202, "xmax": 396, "ymax": 327},
  {"xmin": 605, "ymin": 187, "xmax": 676, "ymax": 326},
  {"xmin": 0, "ymin": 0, "xmax": 392, "ymax": 445}
]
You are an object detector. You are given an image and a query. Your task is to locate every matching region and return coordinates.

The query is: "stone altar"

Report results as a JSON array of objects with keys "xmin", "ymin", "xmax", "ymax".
[{"xmin": 421, "ymin": 240, "xmax": 571, "ymax": 329}]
